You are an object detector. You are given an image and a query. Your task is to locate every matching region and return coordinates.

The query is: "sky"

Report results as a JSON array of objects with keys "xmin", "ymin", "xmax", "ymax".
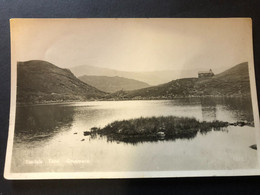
[{"xmin": 11, "ymin": 18, "xmax": 253, "ymax": 73}]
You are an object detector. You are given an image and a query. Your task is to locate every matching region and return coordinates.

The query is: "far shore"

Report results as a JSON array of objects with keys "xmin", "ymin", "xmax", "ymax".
[{"xmin": 16, "ymin": 94, "xmax": 252, "ymax": 106}]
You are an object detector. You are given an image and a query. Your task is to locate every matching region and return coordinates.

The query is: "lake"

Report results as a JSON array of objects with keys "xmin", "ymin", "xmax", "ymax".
[{"xmin": 11, "ymin": 97, "xmax": 258, "ymax": 173}]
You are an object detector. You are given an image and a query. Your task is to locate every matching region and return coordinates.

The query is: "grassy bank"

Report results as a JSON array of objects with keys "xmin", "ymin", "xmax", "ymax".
[{"xmin": 89, "ymin": 116, "xmax": 229, "ymax": 143}]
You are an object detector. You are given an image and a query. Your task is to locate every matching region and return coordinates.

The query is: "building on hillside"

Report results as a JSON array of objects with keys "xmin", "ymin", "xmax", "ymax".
[{"xmin": 198, "ymin": 69, "xmax": 214, "ymax": 78}]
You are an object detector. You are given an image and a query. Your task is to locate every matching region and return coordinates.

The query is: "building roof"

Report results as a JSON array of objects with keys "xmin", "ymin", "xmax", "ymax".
[
  {"xmin": 198, "ymin": 69, "xmax": 213, "ymax": 74},
  {"xmin": 198, "ymin": 71, "xmax": 211, "ymax": 74}
]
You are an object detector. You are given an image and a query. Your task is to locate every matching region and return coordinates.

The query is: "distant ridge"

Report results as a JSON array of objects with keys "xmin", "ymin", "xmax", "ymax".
[
  {"xmin": 108, "ymin": 62, "xmax": 251, "ymax": 99},
  {"xmin": 17, "ymin": 60, "xmax": 107, "ymax": 103},
  {"xmin": 79, "ymin": 75, "xmax": 150, "ymax": 93},
  {"xmin": 70, "ymin": 65, "xmax": 178, "ymax": 85},
  {"xmin": 16, "ymin": 61, "xmax": 251, "ymax": 103}
]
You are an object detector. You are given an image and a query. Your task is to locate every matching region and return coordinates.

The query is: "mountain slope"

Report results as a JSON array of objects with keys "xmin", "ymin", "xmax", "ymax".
[
  {"xmin": 17, "ymin": 60, "xmax": 107, "ymax": 103},
  {"xmin": 109, "ymin": 62, "xmax": 251, "ymax": 99},
  {"xmin": 194, "ymin": 62, "xmax": 251, "ymax": 96},
  {"xmin": 78, "ymin": 75, "xmax": 150, "ymax": 93},
  {"xmin": 70, "ymin": 65, "xmax": 179, "ymax": 85}
]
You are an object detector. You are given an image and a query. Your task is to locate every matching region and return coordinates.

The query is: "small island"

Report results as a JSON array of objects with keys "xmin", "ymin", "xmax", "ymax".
[{"xmin": 87, "ymin": 116, "xmax": 232, "ymax": 143}]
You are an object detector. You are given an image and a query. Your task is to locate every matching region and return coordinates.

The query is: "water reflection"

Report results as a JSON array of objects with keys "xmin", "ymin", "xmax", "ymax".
[
  {"xmin": 14, "ymin": 105, "xmax": 75, "ymax": 145},
  {"xmin": 201, "ymin": 98, "xmax": 217, "ymax": 121},
  {"xmin": 200, "ymin": 97, "xmax": 253, "ymax": 122},
  {"xmin": 11, "ymin": 97, "xmax": 257, "ymax": 173},
  {"xmin": 101, "ymin": 131, "xmax": 199, "ymax": 145},
  {"xmin": 13, "ymin": 97, "xmax": 253, "ymax": 146},
  {"xmin": 220, "ymin": 97, "xmax": 253, "ymax": 122}
]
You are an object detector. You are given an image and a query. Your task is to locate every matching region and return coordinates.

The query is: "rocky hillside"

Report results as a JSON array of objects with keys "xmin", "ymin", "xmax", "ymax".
[
  {"xmin": 108, "ymin": 62, "xmax": 251, "ymax": 100},
  {"xmin": 79, "ymin": 75, "xmax": 150, "ymax": 93},
  {"xmin": 194, "ymin": 62, "xmax": 251, "ymax": 96},
  {"xmin": 17, "ymin": 60, "xmax": 107, "ymax": 103}
]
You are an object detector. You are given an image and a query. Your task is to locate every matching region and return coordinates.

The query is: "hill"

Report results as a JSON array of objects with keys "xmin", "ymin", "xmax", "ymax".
[
  {"xmin": 70, "ymin": 65, "xmax": 181, "ymax": 86},
  {"xmin": 17, "ymin": 60, "xmax": 107, "ymax": 103},
  {"xmin": 108, "ymin": 62, "xmax": 251, "ymax": 100},
  {"xmin": 194, "ymin": 62, "xmax": 251, "ymax": 96},
  {"xmin": 78, "ymin": 75, "xmax": 150, "ymax": 93}
]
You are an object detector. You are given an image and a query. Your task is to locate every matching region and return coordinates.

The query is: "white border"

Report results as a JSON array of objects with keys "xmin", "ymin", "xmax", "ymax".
[{"xmin": 4, "ymin": 18, "xmax": 260, "ymax": 180}]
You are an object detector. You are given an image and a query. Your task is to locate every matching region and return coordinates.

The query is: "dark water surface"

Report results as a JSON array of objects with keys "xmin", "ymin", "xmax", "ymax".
[{"xmin": 11, "ymin": 97, "xmax": 258, "ymax": 172}]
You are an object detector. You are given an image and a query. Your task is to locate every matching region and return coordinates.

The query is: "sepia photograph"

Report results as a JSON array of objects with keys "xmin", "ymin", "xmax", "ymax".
[{"xmin": 4, "ymin": 18, "xmax": 260, "ymax": 179}]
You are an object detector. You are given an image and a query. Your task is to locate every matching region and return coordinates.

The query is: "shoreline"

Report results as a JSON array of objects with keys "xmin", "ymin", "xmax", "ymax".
[{"xmin": 17, "ymin": 94, "xmax": 252, "ymax": 106}]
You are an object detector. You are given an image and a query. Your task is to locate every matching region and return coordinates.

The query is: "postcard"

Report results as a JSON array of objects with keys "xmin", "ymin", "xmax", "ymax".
[{"xmin": 4, "ymin": 18, "xmax": 260, "ymax": 179}]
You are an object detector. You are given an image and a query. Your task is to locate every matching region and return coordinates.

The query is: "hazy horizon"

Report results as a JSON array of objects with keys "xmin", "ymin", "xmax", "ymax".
[{"xmin": 12, "ymin": 18, "xmax": 252, "ymax": 75}]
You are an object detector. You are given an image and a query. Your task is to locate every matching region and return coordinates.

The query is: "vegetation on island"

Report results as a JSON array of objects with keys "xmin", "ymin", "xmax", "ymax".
[{"xmin": 88, "ymin": 116, "xmax": 230, "ymax": 143}]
